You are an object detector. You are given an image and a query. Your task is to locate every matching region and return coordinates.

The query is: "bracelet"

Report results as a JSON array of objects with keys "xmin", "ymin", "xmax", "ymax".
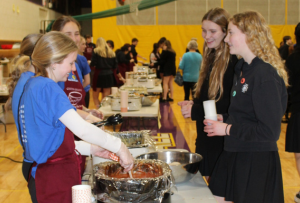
[{"xmin": 225, "ymin": 124, "xmax": 229, "ymax": 136}]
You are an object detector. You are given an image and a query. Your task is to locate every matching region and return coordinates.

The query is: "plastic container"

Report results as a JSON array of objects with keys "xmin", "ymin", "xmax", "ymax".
[{"xmin": 1, "ymin": 44, "xmax": 13, "ymax": 49}]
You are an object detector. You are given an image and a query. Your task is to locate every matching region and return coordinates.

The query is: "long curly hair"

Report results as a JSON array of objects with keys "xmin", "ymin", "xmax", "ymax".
[
  {"xmin": 94, "ymin": 37, "xmax": 115, "ymax": 58},
  {"xmin": 231, "ymin": 11, "xmax": 288, "ymax": 86},
  {"xmin": 194, "ymin": 8, "xmax": 230, "ymax": 101}
]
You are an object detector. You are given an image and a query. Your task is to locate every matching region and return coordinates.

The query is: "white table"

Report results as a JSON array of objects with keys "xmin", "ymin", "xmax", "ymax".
[
  {"xmin": 170, "ymin": 173, "xmax": 216, "ymax": 202},
  {"xmin": 147, "ymin": 85, "xmax": 162, "ymax": 93},
  {"xmin": 99, "ymin": 99, "xmax": 159, "ymax": 118}
]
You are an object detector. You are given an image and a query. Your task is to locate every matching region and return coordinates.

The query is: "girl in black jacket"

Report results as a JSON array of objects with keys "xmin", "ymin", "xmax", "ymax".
[
  {"xmin": 178, "ymin": 8, "xmax": 237, "ymax": 182},
  {"xmin": 204, "ymin": 11, "xmax": 288, "ymax": 203}
]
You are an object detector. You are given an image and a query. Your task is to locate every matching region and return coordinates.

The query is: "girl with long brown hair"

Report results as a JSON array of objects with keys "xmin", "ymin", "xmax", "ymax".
[
  {"xmin": 178, "ymin": 8, "xmax": 237, "ymax": 181},
  {"xmin": 157, "ymin": 40, "xmax": 176, "ymax": 101},
  {"xmin": 204, "ymin": 11, "xmax": 287, "ymax": 203}
]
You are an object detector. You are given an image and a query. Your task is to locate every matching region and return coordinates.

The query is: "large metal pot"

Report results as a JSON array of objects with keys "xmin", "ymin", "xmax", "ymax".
[{"xmin": 136, "ymin": 151, "xmax": 203, "ymax": 183}]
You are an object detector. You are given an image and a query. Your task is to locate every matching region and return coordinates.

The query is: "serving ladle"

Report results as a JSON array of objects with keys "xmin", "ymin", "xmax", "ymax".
[{"xmin": 92, "ymin": 113, "xmax": 123, "ymax": 129}]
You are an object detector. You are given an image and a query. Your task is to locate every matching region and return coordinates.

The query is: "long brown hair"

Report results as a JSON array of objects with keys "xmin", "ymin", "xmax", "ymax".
[
  {"xmin": 230, "ymin": 11, "xmax": 288, "ymax": 86},
  {"xmin": 164, "ymin": 40, "xmax": 175, "ymax": 54},
  {"xmin": 6, "ymin": 34, "xmax": 43, "ymax": 110},
  {"xmin": 51, "ymin": 15, "xmax": 81, "ymax": 31},
  {"xmin": 194, "ymin": 8, "xmax": 230, "ymax": 101}
]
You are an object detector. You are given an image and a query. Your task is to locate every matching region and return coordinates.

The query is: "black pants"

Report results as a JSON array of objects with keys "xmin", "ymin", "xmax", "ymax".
[
  {"xmin": 183, "ymin": 81, "xmax": 196, "ymax": 100},
  {"xmin": 22, "ymin": 161, "xmax": 38, "ymax": 202},
  {"xmin": 85, "ymin": 91, "xmax": 90, "ymax": 108}
]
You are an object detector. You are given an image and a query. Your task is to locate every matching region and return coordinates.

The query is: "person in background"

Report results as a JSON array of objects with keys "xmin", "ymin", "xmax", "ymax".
[
  {"xmin": 52, "ymin": 16, "xmax": 93, "ymax": 110},
  {"xmin": 279, "ymin": 35, "xmax": 293, "ymax": 61},
  {"xmin": 90, "ymin": 37, "xmax": 119, "ymax": 107},
  {"xmin": 130, "ymin": 38, "xmax": 147, "ymax": 63},
  {"xmin": 158, "ymin": 37, "xmax": 167, "ymax": 49},
  {"xmin": 84, "ymin": 34, "xmax": 96, "ymax": 61},
  {"xmin": 204, "ymin": 11, "xmax": 287, "ymax": 203},
  {"xmin": 150, "ymin": 43, "xmax": 161, "ymax": 78},
  {"xmin": 178, "ymin": 8, "xmax": 237, "ymax": 182},
  {"xmin": 78, "ymin": 36, "xmax": 86, "ymax": 55},
  {"xmin": 179, "ymin": 40, "xmax": 202, "ymax": 101},
  {"xmin": 285, "ymin": 22, "xmax": 300, "ymax": 203},
  {"xmin": 115, "ymin": 43, "xmax": 134, "ymax": 85},
  {"xmin": 11, "ymin": 31, "xmax": 133, "ymax": 203},
  {"xmin": 106, "ymin": 40, "xmax": 126, "ymax": 87},
  {"xmin": 185, "ymin": 38, "xmax": 201, "ymax": 54},
  {"xmin": 106, "ymin": 40, "xmax": 114, "ymax": 50},
  {"xmin": 157, "ymin": 40, "xmax": 176, "ymax": 102},
  {"xmin": 6, "ymin": 33, "xmax": 43, "ymax": 183}
]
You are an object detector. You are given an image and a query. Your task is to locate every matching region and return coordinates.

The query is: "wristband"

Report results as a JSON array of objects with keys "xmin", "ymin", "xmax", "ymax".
[{"xmin": 225, "ymin": 124, "xmax": 229, "ymax": 136}]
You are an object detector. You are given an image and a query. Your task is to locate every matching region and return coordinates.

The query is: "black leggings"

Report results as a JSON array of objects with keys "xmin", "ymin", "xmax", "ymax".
[
  {"xmin": 22, "ymin": 161, "xmax": 38, "ymax": 203},
  {"xmin": 183, "ymin": 81, "xmax": 196, "ymax": 100}
]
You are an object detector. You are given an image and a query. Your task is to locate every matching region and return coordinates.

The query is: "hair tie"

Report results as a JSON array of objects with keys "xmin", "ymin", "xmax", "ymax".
[{"xmin": 29, "ymin": 56, "xmax": 32, "ymax": 64}]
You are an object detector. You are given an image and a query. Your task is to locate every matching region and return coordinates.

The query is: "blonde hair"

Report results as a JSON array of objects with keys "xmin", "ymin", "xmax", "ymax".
[
  {"xmin": 194, "ymin": 8, "xmax": 230, "ymax": 101},
  {"xmin": 231, "ymin": 11, "xmax": 288, "ymax": 86},
  {"xmin": 15, "ymin": 31, "xmax": 78, "ymax": 79},
  {"xmin": 187, "ymin": 40, "xmax": 198, "ymax": 50},
  {"xmin": 6, "ymin": 33, "xmax": 43, "ymax": 110},
  {"xmin": 94, "ymin": 37, "xmax": 115, "ymax": 58}
]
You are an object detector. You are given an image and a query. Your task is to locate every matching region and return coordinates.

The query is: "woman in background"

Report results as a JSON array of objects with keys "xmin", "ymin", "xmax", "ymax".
[
  {"xmin": 90, "ymin": 37, "xmax": 119, "ymax": 107},
  {"xmin": 115, "ymin": 43, "xmax": 134, "ymax": 84},
  {"xmin": 285, "ymin": 22, "xmax": 300, "ymax": 202},
  {"xmin": 179, "ymin": 40, "xmax": 202, "ymax": 101},
  {"xmin": 78, "ymin": 36, "xmax": 87, "ymax": 56},
  {"xmin": 157, "ymin": 40, "xmax": 176, "ymax": 102},
  {"xmin": 150, "ymin": 43, "xmax": 160, "ymax": 77}
]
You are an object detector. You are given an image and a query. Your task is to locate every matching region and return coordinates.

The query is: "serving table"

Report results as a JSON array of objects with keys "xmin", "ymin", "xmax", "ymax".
[{"xmin": 99, "ymin": 99, "xmax": 160, "ymax": 130}]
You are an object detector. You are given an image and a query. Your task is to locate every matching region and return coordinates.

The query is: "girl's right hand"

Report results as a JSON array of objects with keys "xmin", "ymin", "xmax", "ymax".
[
  {"xmin": 116, "ymin": 142, "xmax": 134, "ymax": 172},
  {"xmin": 217, "ymin": 114, "xmax": 223, "ymax": 122},
  {"xmin": 178, "ymin": 100, "xmax": 194, "ymax": 118}
]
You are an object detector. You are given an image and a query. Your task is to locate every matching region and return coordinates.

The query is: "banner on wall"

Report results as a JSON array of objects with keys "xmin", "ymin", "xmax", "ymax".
[{"xmin": 46, "ymin": 0, "xmax": 177, "ymax": 31}]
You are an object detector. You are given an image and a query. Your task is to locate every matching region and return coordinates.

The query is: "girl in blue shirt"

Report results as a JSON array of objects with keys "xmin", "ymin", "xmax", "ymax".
[{"xmin": 13, "ymin": 31, "xmax": 133, "ymax": 203}]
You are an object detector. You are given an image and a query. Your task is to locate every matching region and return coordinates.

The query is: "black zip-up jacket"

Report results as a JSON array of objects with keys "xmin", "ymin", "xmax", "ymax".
[
  {"xmin": 286, "ymin": 46, "xmax": 300, "ymax": 112},
  {"xmin": 225, "ymin": 57, "xmax": 287, "ymax": 152},
  {"xmin": 90, "ymin": 52, "xmax": 118, "ymax": 75}
]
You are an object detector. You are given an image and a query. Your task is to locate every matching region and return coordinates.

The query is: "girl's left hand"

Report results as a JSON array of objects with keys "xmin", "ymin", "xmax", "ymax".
[{"xmin": 203, "ymin": 119, "xmax": 230, "ymax": 137}]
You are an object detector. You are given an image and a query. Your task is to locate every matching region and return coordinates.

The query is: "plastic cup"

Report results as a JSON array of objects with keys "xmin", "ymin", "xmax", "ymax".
[
  {"xmin": 111, "ymin": 87, "xmax": 118, "ymax": 95},
  {"xmin": 72, "ymin": 185, "xmax": 91, "ymax": 203}
]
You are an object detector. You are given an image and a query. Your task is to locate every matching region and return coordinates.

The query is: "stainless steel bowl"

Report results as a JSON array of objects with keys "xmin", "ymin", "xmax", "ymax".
[
  {"xmin": 135, "ymin": 151, "xmax": 203, "ymax": 183},
  {"xmin": 141, "ymin": 95, "xmax": 160, "ymax": 106}
]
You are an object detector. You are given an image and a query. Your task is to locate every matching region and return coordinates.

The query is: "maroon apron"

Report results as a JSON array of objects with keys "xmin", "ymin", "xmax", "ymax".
[
  {"xmin": 114, "ymin": 63, "xmax": 129, "ymax": 87},
  {"xmin": 34, "ymin": 128, "xmax": 81, "ymax": 203},
  {"xmin": 63, "ymin": 70, "xmax": 87, "ymax": 176}
]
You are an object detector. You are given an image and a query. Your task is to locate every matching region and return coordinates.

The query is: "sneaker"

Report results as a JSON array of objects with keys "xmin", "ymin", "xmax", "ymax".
[{"xmin": 295, "ymin": 192, "xmax": 300, "ymax": 203}]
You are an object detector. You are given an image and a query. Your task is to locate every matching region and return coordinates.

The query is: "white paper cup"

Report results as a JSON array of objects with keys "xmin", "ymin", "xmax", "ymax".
[
  {"xmin": 133, "ymin": 66, "xmax": 138, "ymax": 72},
  {"xmin": 72, "ymin": 185, "xmax": 91, "ymax": 203},
  {"xmin": 111, "ymin": 87, "xmax": 118, "ymax": 95},
  {"xmin": 203, "ymin": 100, "xmax": 217, "ymax": 117}
]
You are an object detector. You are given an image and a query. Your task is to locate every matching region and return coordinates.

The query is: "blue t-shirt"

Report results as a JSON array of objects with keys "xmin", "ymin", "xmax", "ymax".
[
  {"xmin": 12, "ymin": 71, "xmax": 35, "ymax": 160},
  {"xmin": 77, "ymin": 54, "xmax": 91, "ymax": 92},
  {"xmin": 179, "ymin": 52, "xmax": 202, "ymax": 82},
  {"xmin": 18, "ymin": 76, "xmax": 75, "ymax": 178},
  {"xmin": 57, "ymin": 62, "xmax": 83, "ymax": 90}
]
